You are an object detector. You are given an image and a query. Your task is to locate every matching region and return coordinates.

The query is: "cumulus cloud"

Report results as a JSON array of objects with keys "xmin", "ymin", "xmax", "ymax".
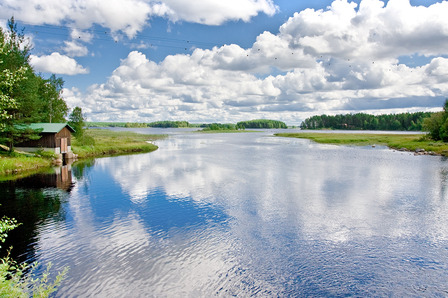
[
  {"xmin": 162, "ymin": 0, "xmax": 278, "ymax": 25},
  {"xmin": 63, "ymin": 41, "xmax": 89, "ymax": 57},
  {"xmin": 52, "ymin": 0, "xmax": 448, "ymax": 123},
  {"xmin": 30, "ymin": 52, "xmax": 89, "ymax": 75},
  {"xmin": 279, "ymin": 0, "xmax": 448, "ymax": 59},
  {"xmin": 0, "ymin": 0, "xmax": 277, "ymax": 38}
]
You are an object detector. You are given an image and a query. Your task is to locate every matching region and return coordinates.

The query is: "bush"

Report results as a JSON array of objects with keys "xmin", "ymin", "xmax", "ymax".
[
  {"xmin": 0, "ymin": 216, "xmax": 68, "ymax": 297},
  {"xmin": 423, "ymin": 99, "xmax": 448, "ymax": 141}
]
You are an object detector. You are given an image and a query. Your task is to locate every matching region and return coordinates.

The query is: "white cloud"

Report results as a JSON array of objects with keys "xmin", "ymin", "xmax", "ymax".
[
  {"xmin": 162, "ymin": 0, "xmax": 278, "ymax": 25},
  {"xmin": 69, "ymin": 29, "xmax": 93, "ymax": 43},
  {"xmin": 30, "ymin": 52, "xmax": 89, "ymax": 75},
  {"xmin": 63, "ymin": 41, "xmax": 89, "ymax": 57},
  {"xmin": 64, "ymin": 0, "xmax": 448, "ymax": 124},
  {"xmin": 279, "ymin": 0, "xmax": 448, "ymax": 60},
  {"xmin": 0, "ymin": 0, "xmax": 277, "ymax": 38}
]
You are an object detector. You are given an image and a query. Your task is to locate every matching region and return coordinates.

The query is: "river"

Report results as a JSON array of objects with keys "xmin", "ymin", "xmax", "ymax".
[{"xmin": 1, "ymin": 129, "xmax": 448, "ymax": 296}]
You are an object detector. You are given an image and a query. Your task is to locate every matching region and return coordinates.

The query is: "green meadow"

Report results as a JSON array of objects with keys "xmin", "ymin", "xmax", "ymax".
[{"xmin": 275, "ymin": 132, "xmax": 448, "ymax": 156}]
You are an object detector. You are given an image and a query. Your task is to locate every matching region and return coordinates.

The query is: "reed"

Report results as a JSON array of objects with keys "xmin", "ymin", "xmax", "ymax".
[{"xmin": 72, "ymin": 129, "xmax": 166, "ymax": 158}]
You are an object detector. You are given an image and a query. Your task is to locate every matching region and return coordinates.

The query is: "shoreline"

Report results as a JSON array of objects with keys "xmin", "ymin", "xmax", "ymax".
[
  {"xmin": 0, "ymin": 129, "xmax": 166, "ymax": 180},
  {"xmin": 275, "ymin": 132, "xmax": 448, "ymax": 156}
]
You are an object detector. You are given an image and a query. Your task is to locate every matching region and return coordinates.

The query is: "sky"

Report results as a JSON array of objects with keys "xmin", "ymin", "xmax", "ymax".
[{"xmin": 1, "ymin": 0, "xmax": 447, "ymax": 125}]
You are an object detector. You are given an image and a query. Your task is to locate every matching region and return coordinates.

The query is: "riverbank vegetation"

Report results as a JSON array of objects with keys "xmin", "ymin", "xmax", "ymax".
[
  {"xmin": 200, "ymin": 123, "xmax": 238, "ymax": 131},
  {"xmin": 300, "ymin": 112, "xmax": 432, "ymax": 131},
  {"xmin": 422, "ymin": 100, "xmax": 448, "ymax": 142},
  {"xmin": 0, "ymin": 154, "xmax": 52, "ymax": 177},
  {"xmin": 87, "ymin": 119, "xmax": 289, "ymax": 130},
  {"xmin": 275, "ymin": 132, "xmax": 448, "ymax": 156},
  {"xmin": 72, "ymin": 129, "xmax": 165, "ymax": 158},
  {"xmin": 0, "ymin": 129, "xmax": 165, "ymax": 177},
  {"xmin": 0, "ymin": 216, "xmax": 67, "ymax": 296},
  {"xmin": 236, "ymin": 119, "xmax": 287, "ymax": 129},
  {"xmin": 87, "ymin": 121, "xmax": 192, "ymax": 128}
]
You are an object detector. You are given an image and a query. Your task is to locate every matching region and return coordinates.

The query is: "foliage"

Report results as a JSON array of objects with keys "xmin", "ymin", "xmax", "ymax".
[
  {"xmin": 300, "ymin": 112, "xmax": 432, "ymax": 131},
  {"xmin": 0, "ymin": 18, "xmax": 68, "ymax": 151},
  {"xmin": 0, "ymin": 254, "xmax": 68, "ymax": 297},
  {"xmin": 201, "ymin": 123, "xmax": 237, "ymax": 131},
  {"xmin": 0, "ymin": 217, "xmax": 19, "ymax": 248},
  {"xmin": 148, "ymin": 121, "xmax": 190, "ymax": 128},
  {"xmin": 68, "ymin": 106, "xmax": 85, "ymax": 138},
  {"xmin": 0, "ymin": 126, "xmax": 42, "ymax": 153},
  {"xmin": 236, "ymin": 119, "xmax": 287, "ymax": 129},
  {"xmin": 125, "ymin": 122, "xmax": 149, "ymax": 128},
  {"xmin": 0, "ymin": 216, "xmax": 68, "ymax": 297},
  {"xmin": 87, "ymin": 121, "xmax": 191, "ymax": 128},
  {"xmin": 422, "ymin": 100, "xmax": 448, "ymax": 141}
]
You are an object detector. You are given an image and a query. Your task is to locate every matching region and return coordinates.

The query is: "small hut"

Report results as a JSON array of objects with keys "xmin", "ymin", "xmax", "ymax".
[{"xmin": 15, "ymin": 123, "xmax": 76, "ymax": 158}]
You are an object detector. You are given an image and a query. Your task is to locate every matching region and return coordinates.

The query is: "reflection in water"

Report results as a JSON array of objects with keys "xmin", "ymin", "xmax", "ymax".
[
  {"xmin": 2, "ymin": 131, "xmax": 448, "ymax": 296},
  {"xmin": 0, "ymin": 164, "xmax": 73, "ymax": 264}
]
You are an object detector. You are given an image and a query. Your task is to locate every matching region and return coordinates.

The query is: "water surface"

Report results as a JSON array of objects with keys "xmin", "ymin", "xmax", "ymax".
[{"xmin": 1, "ymin": 130, "xmax": 448, "ymax": 296}]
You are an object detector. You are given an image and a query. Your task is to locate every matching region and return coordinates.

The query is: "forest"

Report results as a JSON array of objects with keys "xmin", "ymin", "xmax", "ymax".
[
  {"xmin": 0, "ymin": 18, "xmax": 68, "ymax": 150},
  {"xmin": 300, "ymin": 112, "xmax": 433, "ymax": 131},
  {"xmin": 236, "ymin": 119, "xmax": 287, "ymax": 129}
]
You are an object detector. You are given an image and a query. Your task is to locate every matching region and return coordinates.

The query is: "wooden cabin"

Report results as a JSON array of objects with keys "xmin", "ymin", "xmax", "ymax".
[{"xmin": 15, "ymin": 123, "xmax": 76, "ymax": 156}]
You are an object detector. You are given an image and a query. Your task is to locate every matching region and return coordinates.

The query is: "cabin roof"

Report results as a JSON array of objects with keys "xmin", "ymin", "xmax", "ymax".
[{"xmin": 23, "ymin": 123, "xmax": 76, "ymax": 133}]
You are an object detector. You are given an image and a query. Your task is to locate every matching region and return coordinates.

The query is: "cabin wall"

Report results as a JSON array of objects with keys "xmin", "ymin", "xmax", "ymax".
[
  {"xmin": 15, "ymin": 127, "xmax": 72, "ymax": 153},
  {"xmin": 55, "ymin": 127, "xmax": 72, "ymax": 147}
]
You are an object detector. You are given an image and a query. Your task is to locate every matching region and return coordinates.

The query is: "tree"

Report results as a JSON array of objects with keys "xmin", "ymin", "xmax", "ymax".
[
  {"xmin": 0, "ymin": 18, "xmax": 68, "ymax": 151},
  {"xmin": 423, "ymin": 99, "xmax": 448, "ymax": 141},
  {"xmin": 68, "ymin": 106, "xmax": 85, "ymax": 138}
]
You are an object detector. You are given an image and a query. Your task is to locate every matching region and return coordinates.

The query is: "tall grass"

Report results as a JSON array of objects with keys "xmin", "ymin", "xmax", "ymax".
[
  {"xmin": 72, "ymin": 129, "xmax": 166, "ymax": 158},
  {"xmin": 275, "ymin": 132, "xmax": 448, "ymax": 156},
  {"xmin": 0, "ymin": 155, "xmax": 52, "ymax": 177}
]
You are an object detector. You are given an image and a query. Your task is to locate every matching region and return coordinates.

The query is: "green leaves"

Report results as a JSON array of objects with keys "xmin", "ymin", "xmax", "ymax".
[
  {"xmin": 68, "ymin": 106, "xmax": 85, "ymax": 138},
  {"xmin": 0, "ymin": 216, "xmax": 68, "ymax": 297},
  {"xmin": 0, "ymin": 217, "xmax": 19, "ymax": 247},
  {"xmin": 422, "ymin": 100, "xmax": 448, "ymax": 141}
]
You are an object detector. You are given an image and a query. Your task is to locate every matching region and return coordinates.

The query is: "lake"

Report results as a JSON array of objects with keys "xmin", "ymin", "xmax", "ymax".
[{"xmin": 1, "ymin": 129, "xmax": 448, "ymax": 296}]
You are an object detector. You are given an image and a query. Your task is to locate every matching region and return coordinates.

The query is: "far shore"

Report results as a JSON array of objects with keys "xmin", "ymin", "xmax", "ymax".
[{"xmin": 275, "ymin": 132, "xmax": 448, "ymax": 156}]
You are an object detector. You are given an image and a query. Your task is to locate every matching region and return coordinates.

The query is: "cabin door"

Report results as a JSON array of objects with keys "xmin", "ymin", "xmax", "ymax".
[{"xmin": 61, "ymin": 138, "xmax": 68, "ymax": 153}]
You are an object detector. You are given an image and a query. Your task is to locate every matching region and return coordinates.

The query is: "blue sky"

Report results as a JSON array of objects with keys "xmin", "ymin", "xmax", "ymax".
[{"xmin": 1, "ymin": 0, "xmax": 447, "ymax": 124}]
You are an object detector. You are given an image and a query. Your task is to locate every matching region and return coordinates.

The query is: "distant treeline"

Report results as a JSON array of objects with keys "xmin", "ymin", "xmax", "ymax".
[
  {"xmin": 87, "ymin": 119, "xmax": 289, "ymax": 130},
  {"xmin": 201, "ymin": 123, "xmax": 237, "ymax": 131},
  {"xmin": 146, "ymin": 121, "xmax": 190, "ymax": 128},
  {"xmin": 300, "ymin": 112, "xmax": 433, "ymax": 131},
  {"xmin": 87, "ymin": 121, "xmax": 192, "ymax": 128},
  {"xmin": 236, "ymin": 119, "xmax": 287, "ymax": 129}
]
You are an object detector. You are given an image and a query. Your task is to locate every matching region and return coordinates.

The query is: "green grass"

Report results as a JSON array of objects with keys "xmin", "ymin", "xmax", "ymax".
[
  {"xmin": 275, "ymin": 132, "xmax": 448, "ymax": 156},
  {"xmin": 72, "ymin": 129, "xmax": 166, "ymax": 158},
  {"xmin": 0, "ymin": 155, "xmax": 52, "ymax": 178},
  {"xmin": 0, "ymin": 129, "xmax": 166, "ymax": 178}
]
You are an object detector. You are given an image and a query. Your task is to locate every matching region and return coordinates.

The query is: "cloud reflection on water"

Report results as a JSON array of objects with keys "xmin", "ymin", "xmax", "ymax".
[
  {"xmin": 107, "ymin": 133, "xmax": 448, "ymax": 242},
  {"xmin": 35, "ymin": 131, "xmax": 448, "ymax": 296}
]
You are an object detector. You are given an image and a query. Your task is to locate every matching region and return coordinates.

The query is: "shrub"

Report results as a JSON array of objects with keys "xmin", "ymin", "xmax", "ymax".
[
  {"xmin": 0, "ymin": 216, "xmax": 68, "ymax": 297},
  {"xmin": 423, "ymin": 99, "xmax": 448, "ymax": 141}
]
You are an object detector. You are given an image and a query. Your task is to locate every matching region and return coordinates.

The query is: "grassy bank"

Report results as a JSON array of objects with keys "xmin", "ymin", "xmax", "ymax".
[
  {"xmin": 72, "ymin": 129, "xmax": 165, "ymax": 158},
  {"xmin": 275, "ymin": 132, "xmax": 448, "ymax": 156},
  {"xmin": 0, "ymin": 155, "xmax": 53, "ymax": 178},
  {"xmin": 0, "ymin": 129, "xmax": 166, "ymax": 178}
]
